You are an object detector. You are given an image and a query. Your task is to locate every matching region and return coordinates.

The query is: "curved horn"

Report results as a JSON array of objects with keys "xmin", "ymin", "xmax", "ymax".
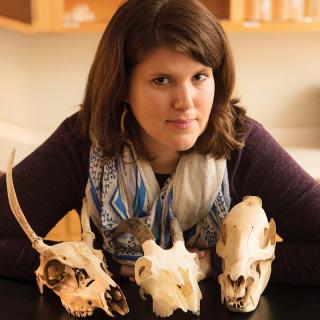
[
  {"xmin": 80, "ymin": 197, "xmax": 95, "ymax": 247},
  {"xmin": 6, "ymin": 149, "xmax": 52, "ymax": 256},
  {"xmin": 113, "ymin": 218, "xmax": 155, "ymax": 245},
  {"xmin": 170, "ymin": 215, "xmax": 184, "ymax": 243}
]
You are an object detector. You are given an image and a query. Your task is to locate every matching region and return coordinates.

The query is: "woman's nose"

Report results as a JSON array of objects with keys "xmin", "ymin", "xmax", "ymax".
[{"xmin": 173, "ymin": 84, "xmax": 195, "ymax": 111}]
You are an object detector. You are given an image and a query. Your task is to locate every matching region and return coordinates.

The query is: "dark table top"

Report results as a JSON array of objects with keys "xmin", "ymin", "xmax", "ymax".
[{"xmin": 0, "ymin": 277, "xmax": 320, "ymax": 320}]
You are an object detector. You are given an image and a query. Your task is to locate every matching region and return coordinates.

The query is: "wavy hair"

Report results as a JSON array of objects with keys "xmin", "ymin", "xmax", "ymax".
[{"xmin": 79, "ymin": 0, "xmax": 247, "ymax": 160}]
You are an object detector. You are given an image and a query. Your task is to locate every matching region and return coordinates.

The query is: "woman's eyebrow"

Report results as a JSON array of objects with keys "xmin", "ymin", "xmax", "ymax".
[
  {"xmin": 196, "ymin": 67, "xmax": 213, "ymax": 74},
  {"xmin": 148, "ymin": 72, "xmax": 171, "ymax": 77},
  {"xmin": 148, "ymin": 67, "xmax": 212, "ymax": 77}
]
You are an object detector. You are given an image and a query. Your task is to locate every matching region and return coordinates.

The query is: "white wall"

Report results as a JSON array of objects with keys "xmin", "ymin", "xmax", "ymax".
[{"xmin": 0, "ymin": 28, "xmax": 320, "ymax": 170}]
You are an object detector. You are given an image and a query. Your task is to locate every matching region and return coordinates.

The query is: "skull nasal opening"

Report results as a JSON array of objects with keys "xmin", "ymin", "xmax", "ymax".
[{"xmin": 228, "ymin": 274, "xmax": 245, "ymax": 287}]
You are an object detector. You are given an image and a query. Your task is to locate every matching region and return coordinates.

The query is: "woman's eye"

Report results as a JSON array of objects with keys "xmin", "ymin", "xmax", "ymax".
[
  {"xmin": 192, "ymin": 73, "xmax": 207, "ymax": 81},
  {"xmin": 153, "ymin": 77, "xmax": 170, "ymax": 85}
]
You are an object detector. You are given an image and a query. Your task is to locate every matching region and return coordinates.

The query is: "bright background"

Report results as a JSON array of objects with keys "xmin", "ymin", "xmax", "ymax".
[{"xmin": 0, "ymin": 28, "xmax": 320, "ymax": 177}]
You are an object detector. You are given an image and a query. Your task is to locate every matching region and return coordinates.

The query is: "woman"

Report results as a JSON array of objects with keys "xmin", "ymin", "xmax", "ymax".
[{"xmin": 0, "ymin": 0, "xmax": 319, "ymax": 285}]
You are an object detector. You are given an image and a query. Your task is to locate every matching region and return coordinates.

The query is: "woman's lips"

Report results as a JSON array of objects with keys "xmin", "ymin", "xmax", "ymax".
[{"xmin": 166, "ymin": 119, "xmax": 195, "ymax": 129}]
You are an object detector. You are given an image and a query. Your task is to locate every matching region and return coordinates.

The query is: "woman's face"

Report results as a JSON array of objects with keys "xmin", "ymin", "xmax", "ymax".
[{"xmin": 128, "ymin": 47, "xmax": 215, "ymax": 157}]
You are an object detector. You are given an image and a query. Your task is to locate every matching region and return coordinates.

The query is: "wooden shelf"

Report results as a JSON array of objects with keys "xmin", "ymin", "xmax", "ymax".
[
  {"xmin": 1, "ymin": 0, "xmax": 320, "ymax": 34},
  {"xmin": 2, "ymin": 16, "xmax": 320, "ymax": 34},
  {"xmin": 0, "ymin": 15, "xmax": 35, "ymax": 33},
  {"xmin": 221, "ymin": 20, "xmax": 320, "ymax": 32},
  {"xmin": 63, "ymin": 21, "xmax": 320, "ymax": 33}
]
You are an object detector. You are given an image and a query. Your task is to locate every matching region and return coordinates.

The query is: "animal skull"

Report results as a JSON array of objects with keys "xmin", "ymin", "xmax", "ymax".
[
  {"xmin": 113, "ymin": 216, "xmax": 204, "ymax": 317},
  {"xmin": 6, "ymin": 149, "xmax": 129, "ymax": 318},
  {"xmin": 216, "ymin": 196, "xmax": 277, "ymax": 312}
]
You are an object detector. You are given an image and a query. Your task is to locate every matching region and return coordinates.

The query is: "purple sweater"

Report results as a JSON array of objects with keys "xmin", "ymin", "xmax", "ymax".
[{"xmin": 1, "ymin": 113, "xmax": 320, "ymax": 285}]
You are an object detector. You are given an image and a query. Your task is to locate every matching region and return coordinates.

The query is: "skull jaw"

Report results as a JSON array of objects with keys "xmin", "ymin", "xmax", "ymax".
[
  {"xmin": 225, "ymin": 299, "xmax": 254, "ymax": 312},
  {"xmin": 135, "ymin": 244, "xmax": 202, "ymax": 317},
  {"xmin": 152, "ymin": 300, "xmax": 178, "ymax": 318},
  {"xmin": 60, "ymin": 296, "xmax": 95, "ymax": 317},
  {"xmin": 220, "ymin": 276, "xmax": 256, "ymax": 313},
  {"xmin": 220, "ymin": 260, "xmax": 272, "ymax": 313},
  {"xmin": 224, "ymin": 292, "xmax": 257, "ymax": 313},
  {"xmin": 35, "ymin": 259, "xmax": 129, "ymax": 318},
  {"xmin": 57, "ymin": 285, "xmax": 128, "ymax": 318},
  {"xmin": 138, "ymin": 279, "xmax": 191, "ymax": 317},
  {"xmin": 149, "ymin": 283, "xmax": 201, "ymax": 318},
  {"xmin": 36, "ymin": 270, "xmax": 121, "ymax": 318}
]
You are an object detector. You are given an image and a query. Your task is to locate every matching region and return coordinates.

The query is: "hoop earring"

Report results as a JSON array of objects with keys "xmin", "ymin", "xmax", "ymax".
[{"xmin": 120, "ymin": 108, "xmax": 128, "ymax": 133}]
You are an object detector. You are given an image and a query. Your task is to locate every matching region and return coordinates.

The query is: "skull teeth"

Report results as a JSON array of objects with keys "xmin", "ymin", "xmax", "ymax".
[
  {"xmin": 229, "ymin": 299, "xmax": 246, "ymax": 310},
  {"xmin": 64, "ymin": 305, "xmax": 93, "ymax": 317},
  {"xmin": 227, "ymin": 293, "xmax": 253, "ymax": 311}
]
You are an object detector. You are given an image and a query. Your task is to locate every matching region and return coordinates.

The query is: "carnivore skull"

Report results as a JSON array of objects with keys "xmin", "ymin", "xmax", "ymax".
[
  {"xmin": 6, "ymin": 149, "xmax": 129, "ymax": 317},
  {"xmin": 216, "ymin": 196, "xmax": 277, "ymax": 312},
  {"xmin": 113, "ymin": 216, "xmax": 204, "ymax": 317}
]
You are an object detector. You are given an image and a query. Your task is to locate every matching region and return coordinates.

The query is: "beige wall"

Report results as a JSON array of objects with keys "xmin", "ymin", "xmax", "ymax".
[
  {"xmin": 0, "ymin": 28, "xmax": 319, "ymax": 169},
  {"xmin": 229, "ymin": 32, "xmax": 320, "ymax": 128},
  {"xmin": 0, "ymin": 29, "xmax": 100, "ymax": 132}
]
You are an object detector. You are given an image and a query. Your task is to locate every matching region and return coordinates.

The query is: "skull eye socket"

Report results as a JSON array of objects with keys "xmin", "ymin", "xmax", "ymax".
[
  {"xmin": 137, "ymin": 265, "xmax": 152, "ymax": 281},
  {"xmin": 138, "ymin": 266, "xmax": 145, "ymax": 277},
  {"xmin": 44, "ymin": 259, "xmax": 66, "ymax": 287},
  {"xmin": 136, "ymin": 258, "xmax": 152, "ymax": 281}
]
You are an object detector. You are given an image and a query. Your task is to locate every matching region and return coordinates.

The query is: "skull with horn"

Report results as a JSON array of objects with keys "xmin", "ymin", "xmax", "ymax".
[
  {"xmin": 216, "ymin": 196, "xmax": 277, "ymax": 312},
  {"xmin": 113, "ymin": 216, "xmax": 204, "ymax": 317},
  {"xmin": 6, "ymin": 149, "xmax": 129, "ymax": 318}
]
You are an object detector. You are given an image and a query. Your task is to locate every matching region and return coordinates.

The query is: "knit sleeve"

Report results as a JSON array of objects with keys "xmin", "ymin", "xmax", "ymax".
[
  {"xmin": 220, "ymin": 118, "xmax": 320, "ymax": 285},
  {"xmin": 0, "ymin": 113, "xmax": 90, "ymax": 281}
]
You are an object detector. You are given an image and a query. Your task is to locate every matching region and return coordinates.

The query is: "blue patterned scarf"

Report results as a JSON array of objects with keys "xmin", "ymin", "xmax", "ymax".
[{"xmin": 85, "ymin": 145, "xmax": 230, "ymax": 264}]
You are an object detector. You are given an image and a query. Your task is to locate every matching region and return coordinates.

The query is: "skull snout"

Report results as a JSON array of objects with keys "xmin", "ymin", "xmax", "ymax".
[
  {"xmin": 104, "ymin": 285, "xmax": 128, "ymax": 315},
  {"xmin": 226, "ymin": 275, "xmax": 246, "ymax": 298}
]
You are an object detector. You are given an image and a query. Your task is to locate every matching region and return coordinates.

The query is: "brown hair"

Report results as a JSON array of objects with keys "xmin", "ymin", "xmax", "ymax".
[{"xmin": 79, "ymin": 0, "xmax": 247, "ymax": 160}]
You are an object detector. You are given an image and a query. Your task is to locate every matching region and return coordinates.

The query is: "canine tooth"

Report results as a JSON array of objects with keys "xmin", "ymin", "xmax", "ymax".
[{"xmin": 113, "ymin": 289, "xmax": 122, "ymax": 301}]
